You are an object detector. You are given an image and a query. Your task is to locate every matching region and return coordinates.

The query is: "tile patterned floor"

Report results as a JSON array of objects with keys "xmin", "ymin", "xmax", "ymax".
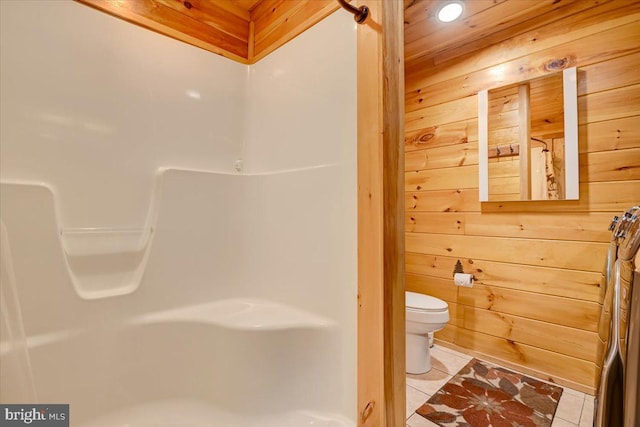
[{"xmin": 406, "ymin": 345, "xmax": 595, "ymax": 427}]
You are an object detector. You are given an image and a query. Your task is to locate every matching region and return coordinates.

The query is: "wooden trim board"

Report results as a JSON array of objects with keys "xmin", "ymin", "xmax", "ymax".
[
  {"xmin": 357, "ymin": 1, "xmax": 384, "ymax": 423},
  {"xmin": 357, "ymin": 0, "xmax": 405, "ymax": 425},
  {"xmin": 382, "ymin": 1, "xmax": 406, "ymax": 426}
]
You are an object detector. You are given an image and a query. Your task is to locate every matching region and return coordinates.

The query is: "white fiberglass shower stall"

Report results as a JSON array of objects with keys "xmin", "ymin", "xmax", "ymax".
[{"xmin": 0, "ymin": 2, "xmax": 357, "ymax": 425}]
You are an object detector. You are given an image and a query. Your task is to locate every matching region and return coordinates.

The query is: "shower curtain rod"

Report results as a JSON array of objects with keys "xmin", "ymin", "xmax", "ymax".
[
  {"xmin": 337, "ymin": 0, "xmax": 369, "ymax": 24},
  {"xmin": 531, "ymin": 137, "xmax": 549, "ymax": 151}
]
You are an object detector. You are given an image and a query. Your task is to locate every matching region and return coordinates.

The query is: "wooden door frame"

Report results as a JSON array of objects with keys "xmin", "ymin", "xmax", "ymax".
[{"xmin": 357, "ymin": 1, "xmax": 405, "ymax": 426}]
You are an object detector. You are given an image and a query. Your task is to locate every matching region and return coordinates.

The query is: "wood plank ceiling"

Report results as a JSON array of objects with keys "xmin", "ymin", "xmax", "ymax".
[
  {"xmin": 76, "ymin": 0, "xmax": 340, "ymax": 64},
  {"xmin": 403, "ymin": 0, "xmax": 598, "ymax": 75}
]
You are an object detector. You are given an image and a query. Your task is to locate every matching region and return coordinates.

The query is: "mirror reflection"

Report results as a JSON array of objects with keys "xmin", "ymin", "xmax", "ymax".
[{"xmin": 478, "ymin": 67, "xmax": 579, "ymax": 202}]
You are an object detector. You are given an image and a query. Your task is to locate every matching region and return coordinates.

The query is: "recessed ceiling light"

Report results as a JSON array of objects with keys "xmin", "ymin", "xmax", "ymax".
[{"xmin": 437, "ymin": 2, "xmax": 464, "ymax": 23}]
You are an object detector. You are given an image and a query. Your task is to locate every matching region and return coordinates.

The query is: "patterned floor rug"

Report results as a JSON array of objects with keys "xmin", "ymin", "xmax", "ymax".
[{"xmin": 416, "ymin": 358, "xmax": 563, "ymax": 427}]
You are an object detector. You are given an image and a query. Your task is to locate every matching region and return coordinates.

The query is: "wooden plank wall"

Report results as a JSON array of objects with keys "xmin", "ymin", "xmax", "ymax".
[{"xmin": 404, "ymin": 0, "xmax": 640, "ymax": 394}]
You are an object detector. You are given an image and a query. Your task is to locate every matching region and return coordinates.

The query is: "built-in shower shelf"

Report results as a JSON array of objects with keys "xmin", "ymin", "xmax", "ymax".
[
  {"xmin": 60, "ymin": 227, "xmax": 153, "ymax": 256},
  {"xmin": 59, "ymin": 227, "xmax": 154, "ymax": 299},
  {"xmin": 131, "ymin": 298, "xmax": 334, "ymax": 331}
]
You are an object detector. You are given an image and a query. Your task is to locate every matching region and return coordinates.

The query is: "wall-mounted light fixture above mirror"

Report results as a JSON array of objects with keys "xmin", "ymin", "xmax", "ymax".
[{"xmin": 478, "ymin": 67, "xmax": 579, "ymax": 202}]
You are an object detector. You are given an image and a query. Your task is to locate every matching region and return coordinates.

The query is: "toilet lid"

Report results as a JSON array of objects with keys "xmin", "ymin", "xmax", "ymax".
[{"xmin": 406, "ymin": 291, "xmax": 448, "ymax": 311}]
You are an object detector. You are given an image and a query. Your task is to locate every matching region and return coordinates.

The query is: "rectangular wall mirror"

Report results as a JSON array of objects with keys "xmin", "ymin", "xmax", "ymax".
[{"xmin": 478, "ymin": 67, "xmax": 579, "ymax": 202}]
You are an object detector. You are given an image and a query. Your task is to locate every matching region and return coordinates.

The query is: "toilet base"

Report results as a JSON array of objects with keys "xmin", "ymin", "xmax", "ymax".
[{"xmin": 406, "ymin": 333, "xmax": 432, "ymax": 374}]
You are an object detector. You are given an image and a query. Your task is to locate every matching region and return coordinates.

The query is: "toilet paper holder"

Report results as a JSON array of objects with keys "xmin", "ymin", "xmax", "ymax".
[{"xmin": 453, "ymin": 260, "xmax": 475, "ymax": 287}]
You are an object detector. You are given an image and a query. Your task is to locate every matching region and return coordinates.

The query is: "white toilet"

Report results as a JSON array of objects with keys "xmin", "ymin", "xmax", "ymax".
[{"xmin": 406, "ymin": 291, "xmax": 449, "ymax": 374}]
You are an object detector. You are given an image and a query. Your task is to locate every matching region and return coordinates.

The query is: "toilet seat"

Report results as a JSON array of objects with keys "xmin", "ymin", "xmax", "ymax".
[{"xmin": 406, "ymin": 291, "xmax": 448, "ymax": 312}]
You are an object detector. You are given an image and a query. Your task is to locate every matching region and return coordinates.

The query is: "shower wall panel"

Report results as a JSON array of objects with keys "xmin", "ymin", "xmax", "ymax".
[
  {"xmin": 244, "ymin": 12, "xmax": 356, "ymax": 174},
  {"xmin": 0, "ymin": 0, "xmax": 357, "ymax": 422},
  {"xmin": 242, "ymin": 11, "xmax": 357, "ymax": 416},
  {"xmin": 0, "ymin": 1, "xmax": 247, "ymax": 229}
]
